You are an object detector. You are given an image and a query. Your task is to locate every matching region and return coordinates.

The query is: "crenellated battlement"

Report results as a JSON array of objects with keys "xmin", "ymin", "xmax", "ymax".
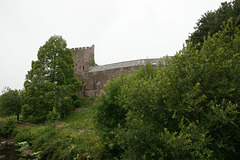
[
  {"xmin": 71, "ymin": 45, "xmax": 94, "ymax": 51},
  {"xmin": 72, "ymin": 44, "xmax": 95, "ymax": 86}
]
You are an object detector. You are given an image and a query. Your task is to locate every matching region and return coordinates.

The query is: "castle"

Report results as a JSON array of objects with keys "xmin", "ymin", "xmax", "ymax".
[{"xmin": 71, "ymin": 45, "xmax": 162, "ymax": 97}]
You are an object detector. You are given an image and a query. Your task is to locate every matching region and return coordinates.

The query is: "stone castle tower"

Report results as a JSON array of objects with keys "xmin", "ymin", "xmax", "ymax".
[{"xmin": 71, "ymin": 45, "xmax": 95, "ymax": 83}]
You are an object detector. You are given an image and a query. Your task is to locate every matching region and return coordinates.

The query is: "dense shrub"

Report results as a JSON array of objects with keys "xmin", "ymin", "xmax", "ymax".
[
  {"xmin": 73, "ymin": 99, "xmax": 88, "ymax": 108},
  {"xmin": 73, "ymin": 100, "xmax": 82, "ymax": 108},
  {"xmin": 30, "ymin": 125, "xmax": 85, "ymax": 160},
  {"xmin": 21, "ymin": 104, "xmax": 46, "ymax": 123},
  {"xmin": 47, "ymin": 107, "xmax": 61, "ymax": 123},
  {"xmin": 15, "ymin": 129, "xmax": 35, "ymax": 144},
  {"xmin": 94, "ymin": 19, "xmax": 240, "ymax": 159},
  {"xmin": 57, "ymin": 96, "xmax": 75, "ymax": 118},
  {"xmin": 94, "ymin": 74, "xmax": 127, "ymax": 158},
  {"xmin": 0, "ymin": 120, "xmax": 15, "ymax": 139},
  {"xmin": 94, "ymin": 64, "xmax": 158, "ymax": 158}
]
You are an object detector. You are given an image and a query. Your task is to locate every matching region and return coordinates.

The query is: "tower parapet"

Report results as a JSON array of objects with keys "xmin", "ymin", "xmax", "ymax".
[
  {"xmin": 72, "ymin": 45, "xmax": 95, "ymax": 51},
  {"xmin": 71, "ymin": 45, "xmax": 95, "ymax": 82}
]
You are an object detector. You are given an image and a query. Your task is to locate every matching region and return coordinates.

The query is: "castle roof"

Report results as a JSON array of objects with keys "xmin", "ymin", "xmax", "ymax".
[{"xmin": 88, "ymin": 58, "xmax": 161, "ymax": 72}]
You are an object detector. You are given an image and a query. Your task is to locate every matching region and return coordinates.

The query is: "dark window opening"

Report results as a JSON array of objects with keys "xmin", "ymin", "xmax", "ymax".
[{"xmin": 83, "ymin": 66, "xmax": 84, "ymax": 70}]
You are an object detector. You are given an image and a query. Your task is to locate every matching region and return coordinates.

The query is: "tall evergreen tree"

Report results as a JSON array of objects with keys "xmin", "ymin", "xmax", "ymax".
[{"xmin": 22, "ymin": 35, "xmax": 81, "ymax": 123}]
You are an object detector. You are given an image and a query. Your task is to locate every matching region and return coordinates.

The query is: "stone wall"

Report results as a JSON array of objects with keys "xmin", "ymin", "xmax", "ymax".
[
  {"xmin": 84, "ymin": 66, "xmax": 137, "ymax": 97},
  {"xmin": 72, "ymin": 45, "xmax": 161, "ymax": 97}
]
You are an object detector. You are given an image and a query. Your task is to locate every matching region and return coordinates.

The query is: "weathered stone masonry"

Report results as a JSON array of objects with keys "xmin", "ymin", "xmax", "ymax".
[{"xmin": 71, "ymin": 45, "xmax": 161, "ymax": 97}]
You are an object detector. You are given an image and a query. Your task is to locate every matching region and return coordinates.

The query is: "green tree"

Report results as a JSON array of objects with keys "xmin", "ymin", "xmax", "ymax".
[
  {"xmin": 61, "ymin": 96, "xmax": 74, "ymax": 118},
  {"xmin": 94, "ymin": 63, "xmax": 158, "ymax": 159},
  {"xmin": 187, "ymin": 0, "xmax": 240, "ymax": 48},
  {"xmin": 22, "ymin": 35, "xmax": 81, "ymax": 123},
  {"xmin": 0, "ymin": 88, "xmax": 21, "ymax": 121},
  {"xmin": 95, "ymin": 19, "xmax": 240, "ymax": 159},
  {"xmin": 94, "ymin": 73, "xmax": 127, "ymax": 159}
]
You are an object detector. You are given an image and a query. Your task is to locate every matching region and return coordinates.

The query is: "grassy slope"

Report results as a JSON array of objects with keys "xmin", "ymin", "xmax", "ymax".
[{"xmin": 9, "ymin": 105, "xmax": 103, "ymax": 159}]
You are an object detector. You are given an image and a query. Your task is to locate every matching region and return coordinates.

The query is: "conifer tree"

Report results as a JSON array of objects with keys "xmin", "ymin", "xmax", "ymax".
[{"xmin": 22, "ymin": 35, "xmax": 81, "ymax": 123}]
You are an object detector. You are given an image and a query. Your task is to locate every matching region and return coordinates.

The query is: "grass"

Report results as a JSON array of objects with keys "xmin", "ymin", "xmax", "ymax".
[
  {"xmin": 1, "ymin": 105, "xmax": 103, "ymax": 159},
  {"xmin": 0, "ymin": 115, "xmax": 18, "ymax": 123}
]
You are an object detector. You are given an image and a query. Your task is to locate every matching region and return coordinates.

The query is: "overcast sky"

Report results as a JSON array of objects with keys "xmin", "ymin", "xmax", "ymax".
[{"xmin": 0, "ymin": 0, "xmax": 231, "ymax": 92}]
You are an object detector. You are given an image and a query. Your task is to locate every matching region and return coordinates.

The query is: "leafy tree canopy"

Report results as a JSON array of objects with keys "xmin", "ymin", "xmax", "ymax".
[
  {"xmin": 187, "ymin": 0, "xmax": 240, "ymax": 48},
  {"xmin": 22, "ymin": 35, "xmax": 81, "ymax": 123},
  {"xmin": 0, "ymin": 87, "xmax": 21, "ymax": 121}
]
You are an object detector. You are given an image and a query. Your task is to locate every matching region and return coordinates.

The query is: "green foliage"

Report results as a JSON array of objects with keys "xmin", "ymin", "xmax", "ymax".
[
  {"xmin": 22, "ymin": 35, "xmax": 81, "ymax": 123},
  {"xmin": 73, "ymin": 100, "xmax": 82, "ymax": 108},
  {"xmin": 206, "ymin": 100, "xmax": 240, "ymax": 158},
  {"xmin": 0, "ymin": 95, "xmax": 99, "ymax": 159},
  {"xmin": 94, "ymin": 19, "xmax": 240, "ymax": 159},
  {"xmin": 0, "ymin": 120, "xmax": 15, "ymax": 139},
  {"xmin": 47, "ymin": 107, "xmax": 61, "ymax": 123},
  {"xmin": 58, "ymin": 96, "xmax": 74, "ymax": 118},
  {"xmin": 31, "ymin": 125, "xmax": 77, "ymax": 160},
  {"xmin": 21, "ymin": 104, "xmax": 46, "ymax": 124},
  {"xmin": 10, "ymin": 104, "xmax": 100, "ymax": 160},
  {"xmin": 15, "ymin": 129, "xmax": 35, "ymax": 144},
  {"xmin": 71, "ymin": 95, "xmax": 88, "ymax": 108},
  {"xmin": 94, "ymin": 63, "xmax": 158, "ymax": 158},
  {"xmin": 94, "ymin": 74, "xmax": 127, "ymax": 158},
  {"xmin": 73, "ymin": 99, "xmax": 88, "ymax": 108},
  {"xmin": 95, "ymin": 73, "xmax": 127, "ymax": 137},
  {"xmin": 0, "ymin": 88, "xmax": 21, "ymax": 120},
  {"xmin": 188, "ymin": 0, "xmax": 240, "ymax": 48},
  {"xmin": 92, "ymin": 58, "xmax": 96, "ymax": 67},
  {"xmin": 16, "ymin": 141, "xmax": 41, "ymax": 160}
]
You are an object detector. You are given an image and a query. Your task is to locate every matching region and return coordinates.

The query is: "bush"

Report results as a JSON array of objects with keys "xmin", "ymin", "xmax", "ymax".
[
  {"xmin": 22, "ymin": 104, "xmax": 46, "ymax": 123},
  {"xmin": 31, "ymin": 125, "xmax": 59, "ymax": 151},
  {"xmin": 94, "ymin": 64, "xmax": 157, "ymax": 158},
  {"xmin": 16, "ymin": 141, "xmax": 41, "ymax": 159},
  {"xmin": 73, "ymin": 100, "xmax": 84, "ymax": 108},
  {"xmin": 0, "ymin": 120, "xmax": 15, "ymax": 139},
  {"xmin": 57, "ymin": 96, "xmax": 74, "ymax": 118},
  {"xmin": 95, "ymin": 73, "xmax": 127, "ymax": 139},
  {"xmin": 31, "ymin": 125, "xmax": 83, "ymax": 160},
  {"xmin": 94, "ymin": 19, "xmax": 240, "ymax": 159},
  {"xmin": 15, "ymin": 129, "xmax": 35, "ymax": 144},
  {"xmin": 47, "ymin": 107, "xmax": 60, "ymax": 123}
]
